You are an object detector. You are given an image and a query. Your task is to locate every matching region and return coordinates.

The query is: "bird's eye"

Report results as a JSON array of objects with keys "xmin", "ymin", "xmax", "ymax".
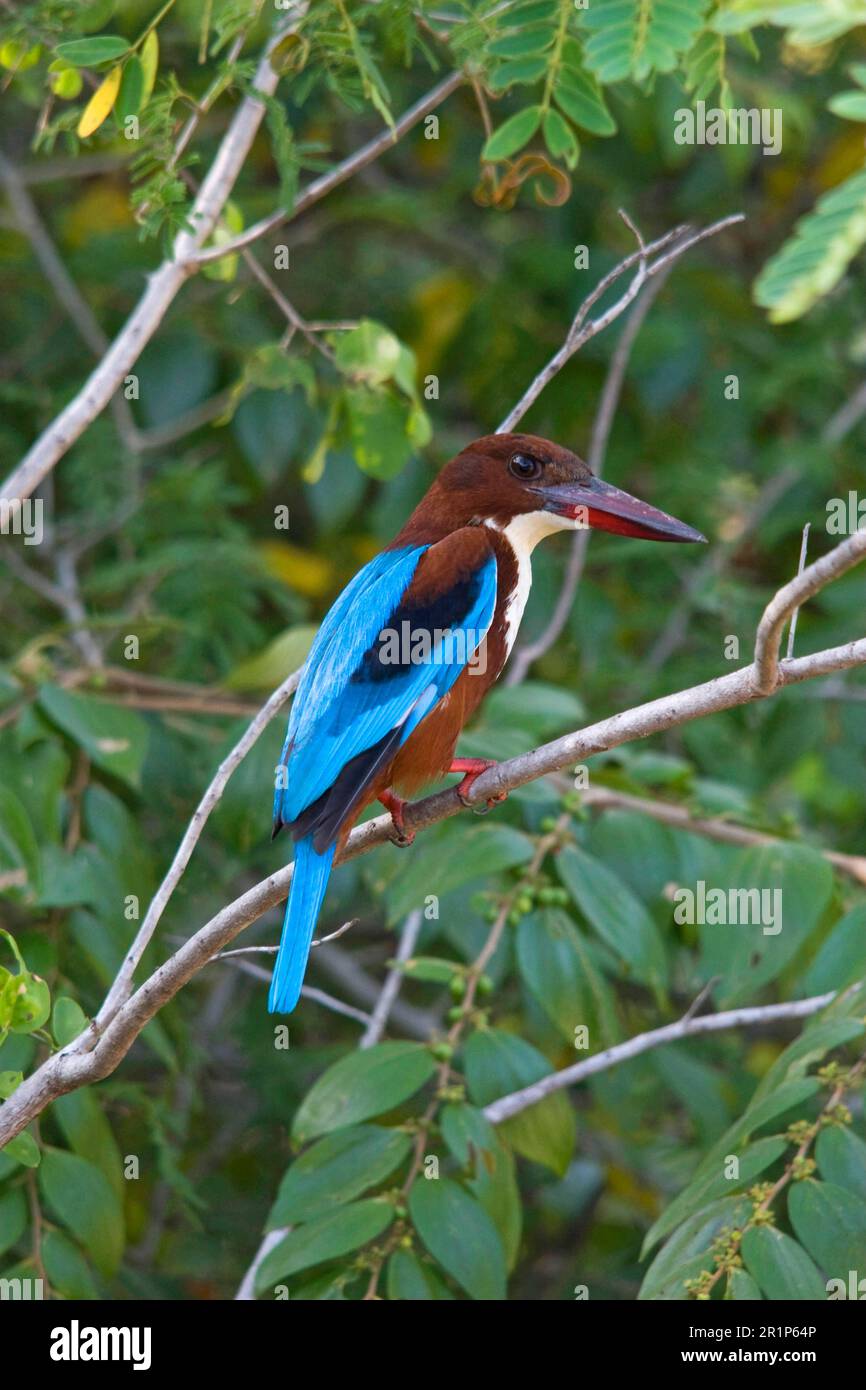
[{"xmin": 509, "ymin": 452, "xmax": 542, "ymax": 481}]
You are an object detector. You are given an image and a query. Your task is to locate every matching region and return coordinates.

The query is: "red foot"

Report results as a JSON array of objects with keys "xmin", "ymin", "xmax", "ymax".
[
  {"xmin": 379, "ymin": 788, "xmax": 415, "ymax": 846},
  {"xmin": 449, "ymin": 758, "xmax": 507, "ymax": 812}
]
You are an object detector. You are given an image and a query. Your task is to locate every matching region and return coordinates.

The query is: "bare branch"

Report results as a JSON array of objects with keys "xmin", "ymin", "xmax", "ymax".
[
  {"xmin": 481, "ymin": 991, "xmax": 839, "ymax": 1125},
  {"xmin": 360, "ymin": 909, "xmax": 425, "ymax": 1049},
  {"xmin": 505, "ymin": 250, "xmax": 677, "ymax": 685},
  {"xmin": 752, "ymin": 527, "xmax": 866, "ymax": 695},
  {"xmin": 580, "ymin": 786, "xmax": 866, "ymax": 887},
  {"xmin": 496, "ymin": 214, "xmax": 743, "ymax": 434},
  {"xmin": 191, "ymin": 71, "xmax": 464, "ymax": 267}
]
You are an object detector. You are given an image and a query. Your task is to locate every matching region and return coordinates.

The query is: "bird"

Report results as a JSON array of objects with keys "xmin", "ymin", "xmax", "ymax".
[{"xmin": 269, "ymin": 432, "xmax": 706, "ymax": 1012}]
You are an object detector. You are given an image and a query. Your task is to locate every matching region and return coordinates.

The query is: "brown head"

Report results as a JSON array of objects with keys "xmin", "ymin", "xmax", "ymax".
[{"xmin": 398, "ymin": 433, "xmax": 706, "ymax": 547}]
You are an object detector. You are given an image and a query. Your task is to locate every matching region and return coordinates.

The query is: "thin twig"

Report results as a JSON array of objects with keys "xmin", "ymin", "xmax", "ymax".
[
  {"xmin": 580, "ymin": 785, "xmax": 866, "ymax": 887},
  {"xmin": 505, "ymin": 251, "xmax": 678, "ymax": 685},
  {"xmin": 360, "ymin": 910, "xmax": 424, "ymax": 1049},
  {"xmin": 482, "ymin": 991, "xmax": 839, "ymax": 1125},
  {"xmin": 786, "ymin": 523, "xmax": 811, "ymax": 660}
]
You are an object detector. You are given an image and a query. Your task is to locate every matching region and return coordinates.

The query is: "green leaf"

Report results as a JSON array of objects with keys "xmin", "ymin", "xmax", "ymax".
[
  {"xmin": 487, "ymin": 25, "xmax": 555, "ymax": 59},
  {"xmin": 698, "ymin": 842, "xmax": 833, "ymax": 1006},
  {"xmin": 0, "ymin": 1188, "xmax": 26, "ymax": 1258},
  {"xmin": 802, "ymin": 904, "xmax": 866, "ymax": 995},
  {"xmin": 828, "ymin": 91, "xmax": 866, "ymax": 121},
  {"xmin": 55, "ymin": 36, "xmax": 129, "ymax": 66},
  {"xmin": 42, "ymin": 1230, "xmax": 99, "ymax": 1299},
  {"xmin": 53, "ymin": 1089, "xmax": 124, "ymax": 1200},
  {"xmin": 268, "ymin": 1125, "xmax": 412, "ymax": 1227},
  {"xmin": 1, "ymin": 1129, "xmax": 40, "ymax": 1168},
  {"xmin": 482, "ymin": 106, "xmax": 543, "ymax": 162},
  {"xmin": 115, "ymin": 55, "xmax": 144, "ymax": 122},
  {"xmin": 292, "ymin": 1043, "xmax": 436, "ymax": 1142},
  {"xmin": 39, "ymin": 1148, "xmax": 124, "ymax": 1278},
  {"xmin": 542, "ymin": 107, "xmax": 579, "ymax": 168},
  {"xmin": 726, "ymin": 1267, "xmax": 763, "ymax": 1300},
  {"xmin": 255, "ymin": 1199, "xmax": 394, "ymax": 1293},
  {"xmin": 344, "ymin": 385, "xmax": 416, "ymax": 481},
  {"xmin": 553, "ymin": 62, "xmax": 617, "ymax": 136},
  {"xmin": 400, "ymin": 956, "xmax": 460, "ymax": 984},
  {"xmin": 0, "ymin": 787, "xmax": 40, "ymax": 901},
  {"xmin": 139, "ymin": 29, "xmax": 158, "ymax": 107},
  {"xmin": 516, "ymin": 909, "xmax": 586, "ymax": 1041},
  {"xmin": 558, "ymin": 845, "xmax": 667, "ymax": 987},
  {"xmin": 334, "ymin": 319, "xmax": 403, "ymax": 385},
  {"xmin": 815, "ymin": 1125, "xmax": 866, "ymax": 1203},
  {"xmin": 38, "ymin": 685, "xmax": 148, "ymax": 789},
  {"xmin": 741, "ymin": 1226, "xmax": 826, "ymax": 1301},
  {"xmin": 480, "ymin": 680, "xmax": 584, "ymax": 738},
  {"xmin": 488, "ymin": 56, "xmax": 550, "ymax": 90},
  {"xmin": 52, "ymin": 996, "xmax": 87, "ymax": 1048},
  {"xmin": 386, "ymin": 1248, "xmax": 442, "ymax": 1300},
  {"xmin": 755, "ymin": 168, "xmax": 866, "ymax": 323},
  {"xmin": 438, "ymin": 1102, "xmax": 521, "ymax": 1264},
  {"xmin": 0, "ymin": 1070, "xmax": 23, "ymax": 1099},
  {"xmin": 224, "ymin": 624, "xmax": 317, "ymax": 692},
  {"xmin": 408, "ymin": 1177, "xmax": 506, "ymax": 1300},
  {"xmin": 464, "ymin": 1029, "xmax": 576, "ymax": 1176},
  {"xmin": 788, "ymin": 1179, "xmax": 866, "ymax": 1277}
]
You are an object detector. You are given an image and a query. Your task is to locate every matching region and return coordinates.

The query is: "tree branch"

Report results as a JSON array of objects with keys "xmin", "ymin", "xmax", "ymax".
[
  {"xmin": 481, "ymin": 991, "xmax": 839, "ymax": 1125},
  {"xmin": 580, "ymin": 786, "xmax": 866, "ymax": 887},
  {"xmin": 496, "ymin": 213, "xmax": 743, "ymax": 434}
]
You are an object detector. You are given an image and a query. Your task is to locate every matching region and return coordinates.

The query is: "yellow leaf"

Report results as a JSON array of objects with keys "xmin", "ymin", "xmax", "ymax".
[
  {"xmin": 258, "ymin": 541, "xmax": 335, "ymax": 598},
  {"xmin": 77, "ymin": 66, "xmax": 122, "ymax": 139},
  {"xmin": 140, "ymin": 30, "xmax": 158, "ymax": 109}
]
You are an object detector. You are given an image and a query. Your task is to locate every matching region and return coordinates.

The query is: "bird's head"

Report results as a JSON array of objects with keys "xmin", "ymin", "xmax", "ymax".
[{"xmin": 422, "ymin": 433, "xmax": 706, "ymax": 548}]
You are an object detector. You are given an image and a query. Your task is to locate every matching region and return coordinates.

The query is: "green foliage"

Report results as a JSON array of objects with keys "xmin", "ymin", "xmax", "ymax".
[{"xmin": 755, "ymin": 168, "xmax": 866, "ymax": 323}]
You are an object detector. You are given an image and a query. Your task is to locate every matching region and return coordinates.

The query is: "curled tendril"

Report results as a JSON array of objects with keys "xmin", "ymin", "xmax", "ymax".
[{"xmin": 474, "ymin": 153, "xmax": 572, "ymax": 211}]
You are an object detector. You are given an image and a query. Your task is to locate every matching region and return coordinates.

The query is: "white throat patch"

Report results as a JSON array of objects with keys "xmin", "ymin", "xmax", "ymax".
[{"xmin": 483, "ymin": 510, "xmax": 576, "ymax": 656}]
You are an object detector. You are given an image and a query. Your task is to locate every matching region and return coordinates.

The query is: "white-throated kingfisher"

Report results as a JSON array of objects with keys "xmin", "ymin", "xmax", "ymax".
[{"xmin": 269, "ymin": 433, "xmax": 705, "ymax": 1012}]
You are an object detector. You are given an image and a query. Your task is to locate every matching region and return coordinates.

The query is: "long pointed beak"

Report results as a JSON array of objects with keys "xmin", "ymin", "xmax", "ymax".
[{"xmin": 536, "ymin": 475, "xmax": 707, "ymax": 544}]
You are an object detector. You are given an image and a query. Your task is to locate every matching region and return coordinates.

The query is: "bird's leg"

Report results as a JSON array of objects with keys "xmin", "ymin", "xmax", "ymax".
[
  {"xmin": 379, "ymin": 788, "xmax": 415, "ymax": 847},
  {"xmin": 449, "ymin": 758, "xmax": 508, "ymax": 812}
]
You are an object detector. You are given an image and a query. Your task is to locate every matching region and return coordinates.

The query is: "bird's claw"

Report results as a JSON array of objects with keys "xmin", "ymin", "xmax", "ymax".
[
  {"xmin": 457, "ymin": 788, "xmax": 508, "ymax": 814},
  {"xmin": 379, "ymin": 789, "xmax": 415, "ymax": 847},
  {"xmin": 388, "ymin": 826, "xmax": 416, "ymax": 848}
]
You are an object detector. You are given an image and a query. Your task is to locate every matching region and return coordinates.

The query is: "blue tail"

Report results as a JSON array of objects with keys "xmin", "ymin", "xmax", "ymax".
[{"xmin": 268, "ymin": 837, "xmax": 336, "ymax": 1013}]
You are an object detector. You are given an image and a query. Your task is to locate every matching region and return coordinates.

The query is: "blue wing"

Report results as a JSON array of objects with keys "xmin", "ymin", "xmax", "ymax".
[
  {"xmin": 273, "ymin": 534, "xmax": 498, "ymax": 850},
  {"xmin": 273, "ymin": 544, "xmax": 428, "ymax": 829}
]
